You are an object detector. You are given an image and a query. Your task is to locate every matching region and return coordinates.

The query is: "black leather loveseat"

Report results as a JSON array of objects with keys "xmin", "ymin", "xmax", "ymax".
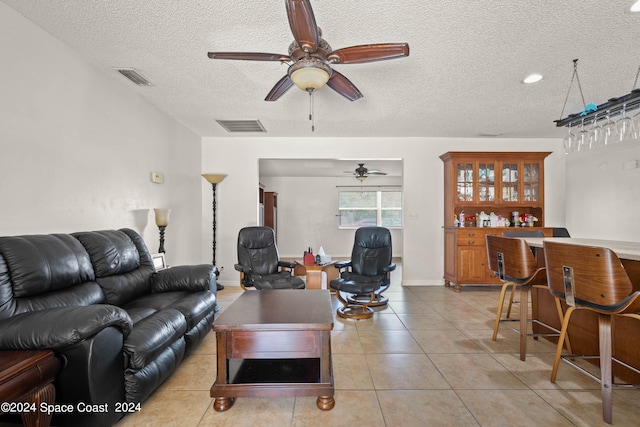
[{"xmin": 0, "ymin": 228, "xmax": 217, "ymax": 426}]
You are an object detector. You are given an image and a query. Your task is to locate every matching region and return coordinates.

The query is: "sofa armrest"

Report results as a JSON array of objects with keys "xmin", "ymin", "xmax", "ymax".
[
  {"xmin": 151, "ymin": 264, "xmax": 216, "ymax": 293},
  {"xmin": 0, "ymin": 305, "xmax": 132, "ymax": 351}
]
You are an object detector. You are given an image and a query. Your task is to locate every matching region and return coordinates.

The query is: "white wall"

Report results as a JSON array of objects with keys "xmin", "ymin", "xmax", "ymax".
[
  {"xmin": 565, "ymin": 142, "xmax": 640, "ymax": 241},
  {"xmin": 202, "ymin": 137, "xmax": 566, "ymax": 287},
  {"xmin": 0, "ymin": 3, "xmax": 203, "ymax": 266},
  {"xmin": 259, "ymin": 175, "xmax": 403, "ymax": 259}
]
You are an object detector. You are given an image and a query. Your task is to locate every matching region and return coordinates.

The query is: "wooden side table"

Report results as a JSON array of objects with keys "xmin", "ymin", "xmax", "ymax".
[
  {"xmin": 0, "ymin": 350, "xmax": 61, "ymax": 427},
  {"xmin": 292, "ymin": 261, "xmax": 339, "ymax": 290}
]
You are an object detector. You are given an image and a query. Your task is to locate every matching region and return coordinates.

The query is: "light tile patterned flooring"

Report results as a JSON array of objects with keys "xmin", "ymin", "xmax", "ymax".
[{"xmin": 115, "ymin": 270, "xmax": 640, "ymax": 426}]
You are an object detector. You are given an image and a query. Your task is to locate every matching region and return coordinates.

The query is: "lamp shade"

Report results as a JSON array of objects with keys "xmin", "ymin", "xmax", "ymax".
[
  {"xmin": 290, "ymin": 67, "xmax": 330, "ymax": 91},
  {"xmin": 202, "ymin": 174, "xmax": 227, "ymax": 184},
  {"xmin": 288, "ymin": 59, "xmax": 332, "ymax": 92},
  {"xmin": 153, "ymin": 208, "xmax": 171, "ymax": 227}
]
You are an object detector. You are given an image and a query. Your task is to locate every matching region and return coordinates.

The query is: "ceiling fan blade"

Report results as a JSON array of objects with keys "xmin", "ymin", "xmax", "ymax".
[
  {"xmin": 326, "ymin": 70, "xmax": 363, "ymax": 101},
  {"xmin": 285, "ymin": 0, "xmax": 319, "ymax": 53},
  {"xmin": 265, "ymin": 75, "xmax": 295, "ymax": 101},
  {"xmin": 326, "ymin": 43, "xmax": 409, "ymax": 64},
  {"xmin": 367, "ymin": 171, "xmax": 387, "ymax": 175},
  {"xmin": 208, "ymin": 52, "xmax": 291, "ymax": 62}
]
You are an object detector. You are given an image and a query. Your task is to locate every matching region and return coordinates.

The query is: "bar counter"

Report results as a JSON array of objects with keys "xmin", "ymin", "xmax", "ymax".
[{"xmin": 525, "ymin": 237, "xmax": 640, "ymax": 384}]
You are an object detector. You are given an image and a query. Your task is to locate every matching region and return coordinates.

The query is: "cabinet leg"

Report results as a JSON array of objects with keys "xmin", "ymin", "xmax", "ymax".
[
  {"xmin": 455, "ymin": 283, "xmax": 461, "ymax": 293},
  {"xmin": 213, "ymin": 397, "xmax": 235, "ymax": 412},
  {"xmin": 444, "ymin": 279, "xmax": 451, "ymax": 288},
  {"xmin": 21, "ymin": 383, "xmax": 55, "ymax": 427},
  {"xmin": 316, "ymin": 395, "xmax": 335, "ymax": 410}
]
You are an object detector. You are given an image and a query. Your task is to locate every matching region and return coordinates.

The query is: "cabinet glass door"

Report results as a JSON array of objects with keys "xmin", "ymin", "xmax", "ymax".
[
  {"xmin": 523, "ymin": 163, "xmax": 540, "ymax": 202},
  {"xmin": 501, "ymin": 163, "xmax": 519, "ymax": 202},
  {"xmin": 478, "ymin": 163, "xmax": 495, "ymax": 202},
  {"xmin": 456, "ymin": 163, "xmax": 474, "ymax": 201}
]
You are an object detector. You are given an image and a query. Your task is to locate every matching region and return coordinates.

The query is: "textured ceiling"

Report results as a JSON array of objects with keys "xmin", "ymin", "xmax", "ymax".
[{"xmin": 3, "ymin": 0, "xmax": 640, "ymax": 139}]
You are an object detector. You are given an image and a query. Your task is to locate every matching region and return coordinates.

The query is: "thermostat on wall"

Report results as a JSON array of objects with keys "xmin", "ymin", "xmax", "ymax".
[{"xmin": 151, "ymin": 172, "xmax": 164, "ymax": 184}]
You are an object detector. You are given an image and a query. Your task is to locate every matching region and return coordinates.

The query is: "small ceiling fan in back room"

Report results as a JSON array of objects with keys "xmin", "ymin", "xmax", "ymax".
[
  {"xmin": 346, "ymin": 163, "xmax": 387, "ymax": 182},
  {"xmin": 207, "ymin": 0, "xmax": 410, "ymax": 129}
]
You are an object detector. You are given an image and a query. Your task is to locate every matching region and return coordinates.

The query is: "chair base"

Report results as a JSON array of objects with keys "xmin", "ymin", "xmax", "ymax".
[
  {"xmin": 334, "ymin": 290, "xmax": 376, "ymax": 320},
  {"xmin": 336, "ymin": 305, "xmax": 374, "ymax": 320},
  {"xmin": 347, "ymin": 293, "xmax": 388, "ymax": 307}
]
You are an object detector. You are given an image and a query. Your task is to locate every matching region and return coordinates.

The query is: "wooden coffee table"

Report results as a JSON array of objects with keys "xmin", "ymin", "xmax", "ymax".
[{"xmin": 210, "ymin": 289, "xmax": 334, "ymax": 411}]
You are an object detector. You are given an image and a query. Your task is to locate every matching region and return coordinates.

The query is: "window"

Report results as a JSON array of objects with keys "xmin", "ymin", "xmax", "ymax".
[{"xmin": 338, "ymin": 190, "xmax": 402, "ymax": 228}]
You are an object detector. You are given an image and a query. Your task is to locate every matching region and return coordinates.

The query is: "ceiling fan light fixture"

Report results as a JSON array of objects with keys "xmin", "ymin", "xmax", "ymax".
[
  {"xmin": 355, "ymin": 175, "xmax": 368, "ymax": 182},
  {"xmin": 289, "ymin": 59, "xmax": 331, "ymax": 91},
  {"xmin": 631, "ymin": 1, "xmax": 640, "ymax": 12}
]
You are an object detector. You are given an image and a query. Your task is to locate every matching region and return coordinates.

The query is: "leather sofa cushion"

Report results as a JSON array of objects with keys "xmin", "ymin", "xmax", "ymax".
[
  {"xmin": 0, "ymin": 234, "xmax": 95, "ymax": 298},
  {"xmin": 8, "ymin": 283, "xmax": 105, "ymax": 317},
  {"xmin": 73, "ymin": 230, "xmax": 140, "ymax": 277},
  {"xmin": 123, "ymin": 309, "xmax": 186, "ymax": 370},
  {"xmin": 122, "ymin": 291, "xmax": 216, "ymax": 330},
  {"xmin": 95, "ymin": 268, "xmax": 152, "ymax": 307}
]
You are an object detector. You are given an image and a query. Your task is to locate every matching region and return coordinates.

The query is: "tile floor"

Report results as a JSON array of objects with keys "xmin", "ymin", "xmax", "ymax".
[{"xmin": 114, "ymin": 270, "xmax": 640, "ymax": 427}]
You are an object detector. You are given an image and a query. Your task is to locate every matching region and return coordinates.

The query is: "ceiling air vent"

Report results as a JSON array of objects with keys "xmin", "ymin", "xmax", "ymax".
[
  {"xmin": 216, "ymin": 120, "xmax": 266, "ymax": 133},
  {"xmin": 114, "ymin": 68, "xmax": 153, "ymax": 86}
]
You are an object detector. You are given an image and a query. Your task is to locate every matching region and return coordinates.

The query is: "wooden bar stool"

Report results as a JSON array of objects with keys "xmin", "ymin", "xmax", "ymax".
[
  {"xmin": 486, "ymin": 235, "xmax": 570, "ymax": 361},
  {"xmin": 544, "ymin": 241, "xmax": 640, "ymax": 424}
]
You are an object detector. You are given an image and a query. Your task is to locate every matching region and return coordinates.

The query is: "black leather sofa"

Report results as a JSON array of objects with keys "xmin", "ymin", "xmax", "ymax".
[{"xmin": 0, "ymin": 228, "xmax": 217, "ymax": 426}]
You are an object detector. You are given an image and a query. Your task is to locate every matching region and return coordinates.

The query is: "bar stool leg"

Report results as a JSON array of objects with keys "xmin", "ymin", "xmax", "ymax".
[
  {"xmin": 506, "ymin": 282, "xmax": 517, "ymax": 319},
  {"xmin": 519, "ymin": 284, "xmax": 530, "ymax": 361},
  {"xmin": 599, "ymin": 314, "xmax": 613, "ymax": 424},
  {"xmin": 551, "ymin": 306, "xmax": 576, "ymax": 382},
  {"xmin": 492, "ymin": 281, "xmax": 513, "ymax": 341},
  {"xmin": 553, "ymin": 297, "xmax": 572, "ymax": 355}
]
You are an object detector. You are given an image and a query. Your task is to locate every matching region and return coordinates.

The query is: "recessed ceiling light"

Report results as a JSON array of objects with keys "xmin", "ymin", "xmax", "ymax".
[
  {"xmin": 523, "ymin": 74, "xmax": 543, "ymax": 84},
  {"xmin": 631, "ymin": 0, "xmax": 640, "ymax": 12}
]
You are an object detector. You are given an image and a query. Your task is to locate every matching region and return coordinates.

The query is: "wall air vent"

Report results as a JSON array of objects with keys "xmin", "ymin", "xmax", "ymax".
[
  {"xmin": 216, "ymin": 120, "xmax": 266, "ymax": 133},
  {"xmin": 114, "ymin": 68, "xmax": 153, "ymax": 86}
]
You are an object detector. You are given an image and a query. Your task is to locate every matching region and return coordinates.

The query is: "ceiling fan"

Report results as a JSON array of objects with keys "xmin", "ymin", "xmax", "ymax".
[
  {"xmin": 207, "ymin": 0, "xmax": 410, "ymax": 102},
  {"xmin": 346, "ymin": 163, "xmax": 387, "ymax": 182}
]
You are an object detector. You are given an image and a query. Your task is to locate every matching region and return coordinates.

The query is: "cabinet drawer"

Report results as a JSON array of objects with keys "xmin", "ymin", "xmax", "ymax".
[{"xmin": 457, "ymin": 230, "xmax": 484, "ymax": 246}]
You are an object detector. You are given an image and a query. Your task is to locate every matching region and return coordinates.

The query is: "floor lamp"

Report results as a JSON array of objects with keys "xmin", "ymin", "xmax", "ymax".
[{"xmin": 202, "ymin": 174, "xmax": 226, "ymax": 290}]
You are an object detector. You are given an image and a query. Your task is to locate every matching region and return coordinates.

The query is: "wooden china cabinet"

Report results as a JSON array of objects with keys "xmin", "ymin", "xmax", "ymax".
[{"xmin": 440, "ymin": 152, "xmax": 552, "ymax": 292}]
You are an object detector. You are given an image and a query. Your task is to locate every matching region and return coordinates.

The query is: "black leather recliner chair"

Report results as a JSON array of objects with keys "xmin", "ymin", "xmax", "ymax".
[
  {"xmin": 330, "ymin": 227, "xmax": 395, "ymax": 319},
  {"xmin": 235, "ymin": 226, "xmax": 305, "ymax": 290}
]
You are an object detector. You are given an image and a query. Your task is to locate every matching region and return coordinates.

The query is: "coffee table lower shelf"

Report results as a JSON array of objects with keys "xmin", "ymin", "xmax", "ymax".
[{"xmin": 211, "ymin": 358, "xmax": 334, "ymax": 411}]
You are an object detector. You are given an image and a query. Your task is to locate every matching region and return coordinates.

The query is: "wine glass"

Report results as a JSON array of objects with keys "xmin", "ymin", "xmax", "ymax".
[
  {"xmin": 617, "ymin": 103, "xmax": 633, "ymax": 143},
  {"xmin": 562, "ymin": 124, "xmax": 574, "ymax": 154},
  {"xmin": 589, "ymin": 113, "xmax": 602, "ymax": 150},
  {"xmin": 602, "ymin": 110, "xmax": 617, "ymax": 146},
  {"xmin": 632, "ymin": 109, "xmax": 640, "ymax": 140},
  {"xmin": 576, "ymin": 118, "xmax": 589, "ymax": 152}
]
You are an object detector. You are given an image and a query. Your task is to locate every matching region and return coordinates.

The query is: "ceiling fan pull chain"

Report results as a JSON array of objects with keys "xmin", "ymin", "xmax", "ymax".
[{"xmin": 309, "ymin": 90, "xmax": 315, "ymax": 132}]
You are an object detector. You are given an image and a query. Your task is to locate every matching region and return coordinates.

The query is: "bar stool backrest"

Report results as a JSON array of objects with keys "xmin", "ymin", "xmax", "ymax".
[
  {"xmin": 543, "ymin": 241, "xmax": 636, "ymax": 312},
  {"xmin": 486, "ymin": 235, "xmax": 538, "ymax": 282}
]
